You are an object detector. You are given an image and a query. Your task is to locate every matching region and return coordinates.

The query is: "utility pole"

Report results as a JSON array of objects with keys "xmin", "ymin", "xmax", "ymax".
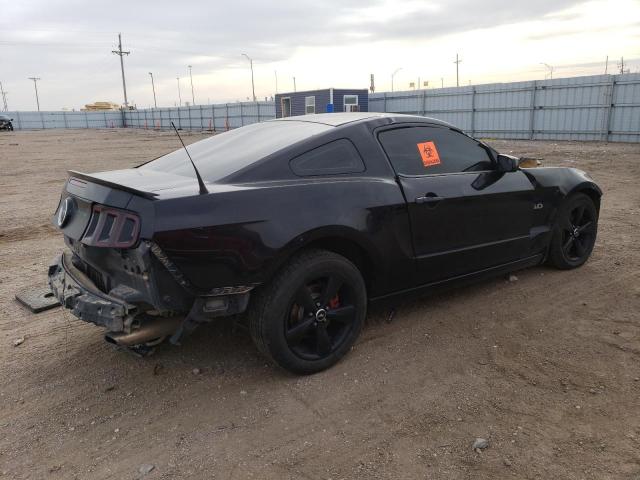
[
  {"xmin": 391, "ymin": 67, "xmax": 402, "ymax": 92},
  {"xmin": 604, "ymin": 55, "xmax": 608, "ymax": 75},
  {"xmin": 540, "ymin": 62, "xmax": 553, "ymax": 79},
  {"xmin": 454, "ymin": 53, "xmax": 462, "ymax": 87},
  {"xmin": 370, "ymin": 73, "xmax": 375, "ymax": 93},
  {"xmin": 441, "ymin": 77, "xmax": 444, "ymax": 88},
  {"xmin": 619, "ymin": 57, "xmax": 625, "ymax": 74},
  {"xmin": 148, "ymin": 72, "xmax": 157, "ymax": 108},
  {"xmin": 241, "ymin": 53, "xmax": 256, "ymax": 101},
  {"xmin": 274, "ymin": 70, "xmax": 278, "ymax": 94},
  {"xmin": 28, "ymin": 77, "xmax": 41, "ymax": 111},
  {"xmin": 176, "ymin": 76, "xmax": 182, "ymax": 106},
  {"xmin": 111, "ymin": 33, "xmax": 130, "ymax": 108},
  {"xmin": 293, "ymin": 76, "xmax": 296, "ymax": 92},
  {"xmin": 0, "ymin": 81, "xmax": 8, "ymax": 111},
  {"xmin": 188, "ymin": 65, "xmax": 195, "ymax": 105}
]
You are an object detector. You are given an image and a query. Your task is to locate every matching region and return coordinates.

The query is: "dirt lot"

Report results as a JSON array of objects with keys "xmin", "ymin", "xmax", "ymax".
[{"xmin": 1, "ymin": 129, "xmax": 639, "ymax": 479}]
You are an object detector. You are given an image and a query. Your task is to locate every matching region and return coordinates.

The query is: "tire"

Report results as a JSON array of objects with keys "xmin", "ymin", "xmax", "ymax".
[
  {"xmin": 547, "ymin": 192, "xmax": 598, "ymax": 269},
  {"xmin": 249, "ymin": 249, "xmax": 367, "ymax": 374}
]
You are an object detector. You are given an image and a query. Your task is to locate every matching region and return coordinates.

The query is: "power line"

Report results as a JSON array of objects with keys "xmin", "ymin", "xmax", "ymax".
[
  {"xmin": 111, "ymin": 33, "xmax": 130, "ymax": 108},
  {"xmin": 28, "ymin": 77, "xmax": 41, "ymax": 111},
  {"xmin": 618, "ymin": 57, "xmax": 628, "ymax": 74}
]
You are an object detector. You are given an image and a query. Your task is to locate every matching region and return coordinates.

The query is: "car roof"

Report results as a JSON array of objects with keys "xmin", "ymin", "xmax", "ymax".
[{"xmin": 271, "ymin": 112, "xmax": 453, "ymax": 128}]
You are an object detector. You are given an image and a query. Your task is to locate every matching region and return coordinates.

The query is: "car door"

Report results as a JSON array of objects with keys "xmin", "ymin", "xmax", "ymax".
[{"xmin": 378, "ymin": 125, "xmax": 535, "ymax": 284}]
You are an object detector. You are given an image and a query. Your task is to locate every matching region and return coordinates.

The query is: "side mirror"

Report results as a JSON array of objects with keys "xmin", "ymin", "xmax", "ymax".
[{"xmin": 496, "ymin": 154, "xmax": 520, "ymax": 173}]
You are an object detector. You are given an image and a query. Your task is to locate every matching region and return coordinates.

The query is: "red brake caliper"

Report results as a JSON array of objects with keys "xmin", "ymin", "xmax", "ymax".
[{"xmin": 329, "ymin": 294, "xmax": 340, "ymax": 309}]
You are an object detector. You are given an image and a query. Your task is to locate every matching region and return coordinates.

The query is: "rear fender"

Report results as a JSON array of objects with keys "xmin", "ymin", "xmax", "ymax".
[{"xmin": 267, "ymin": 226, "xmax": 382, "ymax": 293}]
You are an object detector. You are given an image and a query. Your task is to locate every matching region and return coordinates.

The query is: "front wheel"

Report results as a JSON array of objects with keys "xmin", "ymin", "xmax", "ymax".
[
  {"xmin": 547, "ymin": 192, "xmax": 598, "ymax": 269},
  {"xmin": 249, "ymin": 249, "xmax": 367, "ymax": 374}
]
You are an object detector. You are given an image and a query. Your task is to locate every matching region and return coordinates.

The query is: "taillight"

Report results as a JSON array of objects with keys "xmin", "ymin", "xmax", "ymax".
[{"xmin": 81, "ymin": 205, "xmax": 140, "ymax": 248}]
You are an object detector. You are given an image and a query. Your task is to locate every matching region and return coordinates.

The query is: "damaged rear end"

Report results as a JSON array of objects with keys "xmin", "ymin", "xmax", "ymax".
[{"xmin": 48, "ymin": 169, "xmax": 249, "ymax": 352}]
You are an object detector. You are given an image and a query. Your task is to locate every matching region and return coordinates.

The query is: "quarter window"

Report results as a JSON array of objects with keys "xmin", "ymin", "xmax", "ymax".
[
  {"xmin": 305, "ymin": 96, "xmax": 315, "ymax": 114},
  {"xmin": 290, "ymin": 139, "xmax": 365, "ymax": 176},
  {"xmin": 378, "ymin": 126, "xmax": 493, "ymax": 175}
]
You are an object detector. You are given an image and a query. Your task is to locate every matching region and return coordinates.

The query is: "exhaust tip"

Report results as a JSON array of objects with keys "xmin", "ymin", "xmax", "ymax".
[{"xmin": 103, "ymin": 316, "xmax": 183, "ymax": 347}]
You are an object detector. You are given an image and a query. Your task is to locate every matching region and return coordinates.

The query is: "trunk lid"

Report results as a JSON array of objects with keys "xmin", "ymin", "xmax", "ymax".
[{"xmin": 69, "ymin": 168, "xmax": 200, "ymax": 198}]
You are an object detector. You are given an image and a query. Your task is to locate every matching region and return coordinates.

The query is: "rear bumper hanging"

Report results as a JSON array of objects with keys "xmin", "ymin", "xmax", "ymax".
[{"xmin": 48, "ymin": 252, "xmax": 137, "ymax": 332}]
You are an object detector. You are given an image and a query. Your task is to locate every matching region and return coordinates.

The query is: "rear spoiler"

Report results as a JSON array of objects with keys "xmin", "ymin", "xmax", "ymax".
[{"xmin": 68, "ymin": 170, "xmax": 158, "ymax": 200}]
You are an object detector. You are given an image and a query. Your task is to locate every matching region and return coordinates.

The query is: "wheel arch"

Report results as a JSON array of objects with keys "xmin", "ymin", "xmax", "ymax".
[
  {"xmin": 567, "ymin": 182, "xmax": 602, "ymax": 212},
  {"xmin": 269, "ymin": 226, "xmax": 380, "ymax": 296},
  {"xmin": 302, "ymin": 236, "xmax": 375, "ymax": 293}
]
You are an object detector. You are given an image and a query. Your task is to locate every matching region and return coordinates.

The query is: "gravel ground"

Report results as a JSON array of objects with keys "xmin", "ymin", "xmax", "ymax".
[{"xmin": 1, "ymin": 129, "xmax": 639, "ymax": 480}]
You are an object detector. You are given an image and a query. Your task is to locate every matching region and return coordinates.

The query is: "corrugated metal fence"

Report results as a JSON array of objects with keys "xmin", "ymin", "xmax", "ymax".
[
  {"xmin": 5, "ymin": 101, "xmax": 275, "ymax": 131},
  {"xmin": 4, "ymin": 74, "xmax": 640, "ymax": 142},
  {"xmin": 123, "ymin": 101, "xmax": 275, "ymax": 130},
  {"xmin": 6, "ymin": 110, "xmax": 124, "ymax": 129},
  {"xmin": 369, "ymin": 73, "xmax": 640, "ymax": 142}
]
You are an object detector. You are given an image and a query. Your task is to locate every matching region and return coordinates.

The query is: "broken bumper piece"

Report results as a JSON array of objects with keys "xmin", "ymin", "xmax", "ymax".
[{"xmin": 48, "ymin": 252, "xmax": 137, "ymax": 332}]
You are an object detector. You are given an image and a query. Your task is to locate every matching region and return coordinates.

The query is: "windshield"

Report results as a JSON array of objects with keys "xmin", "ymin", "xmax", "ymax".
[{"xmin": 139, "ymin": 120, "xmax": 331, "ymax": 182}]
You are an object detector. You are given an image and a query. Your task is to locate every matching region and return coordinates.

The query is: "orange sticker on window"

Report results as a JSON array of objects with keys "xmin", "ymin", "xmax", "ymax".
[{"xmin": 417, "ymin": 141, "xmax": 441, "ymax": 167}]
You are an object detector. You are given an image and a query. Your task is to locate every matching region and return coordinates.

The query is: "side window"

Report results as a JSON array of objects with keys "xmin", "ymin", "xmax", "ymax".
[
  {"xmin": 343, "ymin": 95, "xmax": 359, "ymax": 112},
  {"xmin": 378, "ymin": 126, "xmax": 493, "ymax": 175},
  {"xmin": 305, "ymin": 96, "xmax": 315, "ymax": 114},
  {"xmin": 290, "ymin": 139, "xmax": 365, "ymax": 176}
]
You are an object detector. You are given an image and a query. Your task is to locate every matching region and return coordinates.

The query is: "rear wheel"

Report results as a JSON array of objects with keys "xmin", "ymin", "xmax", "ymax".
[
  {"xmin": 548, "ymin": 193, "xmax": 598, "ymax": 269},
  {"xmin": 249, "ymin": 249, "xmax": 367, "ymax": 374}
]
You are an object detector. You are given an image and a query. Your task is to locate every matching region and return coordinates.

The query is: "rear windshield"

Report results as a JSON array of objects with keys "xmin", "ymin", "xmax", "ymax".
[{"xmin": 139, "ymin": 120, "xmax": 331, "ymax": 182}]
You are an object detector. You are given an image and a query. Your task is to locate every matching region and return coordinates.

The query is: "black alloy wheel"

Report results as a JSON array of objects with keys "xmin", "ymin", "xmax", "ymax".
[
  {"xmin": 249, "ymin": 249, "xmax": 366, "ymax": 374},
  {"xmin": 548, "ymin": 193, "xmax": 598, "ymax": 269},
  {"xmin": 285, "ymin": 274, "xmax": 357, "ymax": 361}
]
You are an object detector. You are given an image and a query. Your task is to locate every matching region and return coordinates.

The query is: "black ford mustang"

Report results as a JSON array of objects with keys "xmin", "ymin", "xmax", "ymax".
[{"xmin": 49, "ymin": 113, "xmax": 601, "ymax": 374}]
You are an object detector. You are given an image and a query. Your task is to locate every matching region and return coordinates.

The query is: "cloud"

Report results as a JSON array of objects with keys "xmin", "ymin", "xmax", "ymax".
[{"xmin": 0, "ymin": 0, "xmax": 636, "ymax": 109}]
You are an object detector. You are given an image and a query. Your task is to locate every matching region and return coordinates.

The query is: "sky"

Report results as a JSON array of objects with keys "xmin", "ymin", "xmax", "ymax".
[{"xmin": 1, "ymin": 0, "xmax": 639, "ymax": 111}]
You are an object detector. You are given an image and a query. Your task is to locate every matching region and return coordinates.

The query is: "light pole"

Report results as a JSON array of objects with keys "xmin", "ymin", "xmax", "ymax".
[
  {"xmin": 293, "ymin": 76, "xmax": 296, "ymax": 92},
  {"xmin": 241, "ymin": 53, "xmax": 256, "ymax": 101},
  {"xmin": 188, "ymin": 65, "xmax": 195, "ymax": 105},
  {"xmin": 454, "ymin": 53, "xmax": 462, "ymax": 87},
  {"xmin": 28, "ymin": 77, "xmax": 41, "ymax": 111},
  {"xmin": 148, "ymin": 72, "xmax": 157, "ymax": 108},
  {"xmin": 176, "ymin": 76, "xmax": 182, "ymax": 106},
  {"xmin": 540, "ymin": 62, "xmax": 554, "ymax": 79},
  {"xmin": 274, "ymin": 70, "xmax": 278, "ymax": 94},
  {"xmin": 391, "ymin": 68, "xmax": 402, "ymax": 92}
]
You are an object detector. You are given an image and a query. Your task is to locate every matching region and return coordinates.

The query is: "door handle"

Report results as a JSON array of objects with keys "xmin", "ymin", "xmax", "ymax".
[{"xmin": 415, "ymin": 194, "xmax": 443, "ymax": 205}]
